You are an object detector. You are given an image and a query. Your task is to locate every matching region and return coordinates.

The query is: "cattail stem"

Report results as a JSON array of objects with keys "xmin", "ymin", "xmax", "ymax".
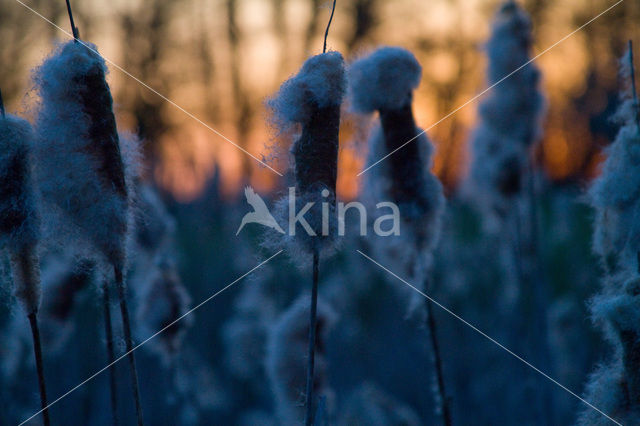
[
  {"xmin": 424, "ymin": 278, "xmax": 452, "ymax": 426},
  {"xmin": 114, "ymin": 266, "xmax": 144, "ymax": 426},
  {"xmin": 0, "ymin": 88, "xmax": 5, "ymax": 118},
  {"xmin": 27, "ymin": 312, "xmax": 50, "ymax": 426},
  {"xmin": 628, "ymin": 41, "xmax": 640, "ymax": 131},
  {"xmin": 304, "ymin": 250, "xmax": 320, "ymax": 426},
  {"xmin": 65, "ymin": 0, "xmax": 80, "ymax": 40},
  {"xmin": 322, "ymin": 0, "xmax": 337, "ymax": 54},
  {"xmin": 102, "ymin": 281, "xmax": 120, "ymax": 426}
]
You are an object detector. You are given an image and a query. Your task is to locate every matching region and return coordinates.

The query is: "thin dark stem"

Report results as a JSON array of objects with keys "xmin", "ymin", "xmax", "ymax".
[
  {"xmin": 28, "ymin": 312, "xmax": 50, "ymax": 426},
  {"xmin": 102, "ymin": 281, "xmax": 120, "ymax": 426},
  {"xmin": 424, "ymin": 279, "xmax": 452, "ymax": 426},
  {"xmin": 0, "ymin": 88, "xmax": 5, "ymax": 118},
  {"xmin": 628, "ymin": 40, "xmax": 640, "ymax": 131},
  {"xmin": 322, "ymin": 0, "xmax": 337, "ymax": 53},
  {"xmin": 65, "ymin": 0, "xmax": 80, "ymax": 40},
  {"xmin": 304, "ymin": 250, "xmax": 320, "ymax": 426},
  {"xmin": 114, "ymin": 266, "xmax": 144, "ymax": 426}
]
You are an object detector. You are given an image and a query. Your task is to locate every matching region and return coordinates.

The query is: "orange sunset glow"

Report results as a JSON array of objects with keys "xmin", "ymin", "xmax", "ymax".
[{"xmin": 1, "ymin": 0, "xmax": 639, "ymax": 201}]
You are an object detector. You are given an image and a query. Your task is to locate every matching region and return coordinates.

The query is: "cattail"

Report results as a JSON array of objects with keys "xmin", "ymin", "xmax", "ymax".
[
  {"xmin": 266, "ymin": 3, "xmax": 343, "ymax": 423},
  {"xmin": 589, "ymin": 43, "xmax": 640, "ymax": 275},
  {"xmin": 267, "ymin": 50, "xmax": 346, "ymax": 257},
  {"xmin": 340, "ymin": 382, "xmax": 423, "ymax": 425},
  {"xmin": 136, "ymin": 259, "xmax": 192, "ymax": 364},
  {"xmin": 265, "ymin": 295, "xmax": 337, "ymax": 425},
  {"xmin": 578, "ymin": 275, "xmax": 640, "ymax": 425},
  {"xmin": 349, "ymin": 46, "xmax": 449, "ymax": 425},
  {"xmin": 578, "ymin": 44, "xmax": 640, "ymax": 426},
  {"xmin": 470, "ymin": 3, "xmax": 551, "ymax": 422},
  {"xmin": 466, "ymin": 0, "xmax": 544, "ymax": 216},
  {"xmin": 349, "ymin": 46, "xmax": 444, "ymax": 264},
  {"xmin": 0, "ymin": 107, "xmax": 50, "ymax": 425},
  {"xmin": 33, "ymin": 27, "xmax": 143, "ymax": 424}
]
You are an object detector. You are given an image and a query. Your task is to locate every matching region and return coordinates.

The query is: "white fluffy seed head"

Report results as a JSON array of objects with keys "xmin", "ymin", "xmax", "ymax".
[
  {"xmin": 350, "ymin": 47, "xmax": 444, "ymax": 280},
  {"xmin": 465, "ymin": 1, "xmax": 545, "ymax": 218},
  {"xmin": 589, "ymin": 49, "xmax": 640, "ymax": 273},
  {"xmin": 480, "ymin": 0, "xmax": 544, "ymax": 145},
  {"xmin": 263, "ymin": 190, "xmax": 341, "ymax": 265},
  {"xmin": 466, "ymin": 123, "xmax": 527, "ymax": 215},
  {"xmin": 265, "ymin": 52, "xmax": 346, "ymax": 258},
  {"xmin": 33, "ymin": 41, "xmax": 140, "ymax": 271},
  {"xmin": 577, "ymin": 362, "xmax": 640, "ymax": 426},
  {"xmin": 267, "ymin": 51, "xmax": 346, "ymax": 130},
  {"xmin": 348, "ymin": 46, "xmax": 422, "ymax": 113}
]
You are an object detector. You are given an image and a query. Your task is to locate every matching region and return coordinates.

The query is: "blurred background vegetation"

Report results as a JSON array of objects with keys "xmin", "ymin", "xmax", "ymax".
[
  {"xmin": 1, "ymin": 0, "xmax": 639, "ymax": 202},
  {"xmin": 2, "ymin": 1, "xmax": 640, "ymax": 424}
]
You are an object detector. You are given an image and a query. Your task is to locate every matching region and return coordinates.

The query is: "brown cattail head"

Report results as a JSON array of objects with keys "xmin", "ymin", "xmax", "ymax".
[
  {"xmin": 292, "ymin": 103, "xmax": 340, "ymax": 197},
  {"xmin": 350, "ymin": 47, "xmax": 444, "ymax": 246},
  {"xmin": 378, "ymin": 102, "xmax": 434, "ymax": 214},
  {"xmin": 0, "ymin": 115, "xmax": 41, "ymax": 314},
  {"xmin": 269, "ymin": 51, "xmax": 346, "ymax": 198},
  {"xmin": 33, "ymin": 41, "xmax": 139, "ymax": 271},
  {"xmin": 266, "ymin": 52, "xmax": 346, "ymax": 256}
]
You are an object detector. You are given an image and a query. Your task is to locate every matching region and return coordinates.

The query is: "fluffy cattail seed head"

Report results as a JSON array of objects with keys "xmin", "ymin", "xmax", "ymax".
[
  {"xmin": 582, "ymin": 278, "xmax": 640, "ymax": 425},
  {"xmin": 350, "ymin": 46, "xmax": 444, "ymax": 257},
  {"xmin": 348, "ymin": 46, "xmax": 422, "ymax": 114},
  {"xmin": 33, "ymin": 41, "xmax": 139, "ymax": 271},
  {"xmin": 466, "ymin": 1, "xmax": 545, "ymax": 216},
  {"xmin": 588, "ymin": 48, "xmax": 640, "ymax": 274},
  {"xmin": 269, "ymin": 51, "xmax": 346, "ymax": 196},
  {"xmin": 267, "ymin": 52, "xmax": 346, "ymax": 255},
  {"xmin": 482, "ymin": 0, "xmax": 543, "ymax": 144},
  {"xmin": 0, "ymin": 114, "xmax": 41, "ymax": 314}
]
